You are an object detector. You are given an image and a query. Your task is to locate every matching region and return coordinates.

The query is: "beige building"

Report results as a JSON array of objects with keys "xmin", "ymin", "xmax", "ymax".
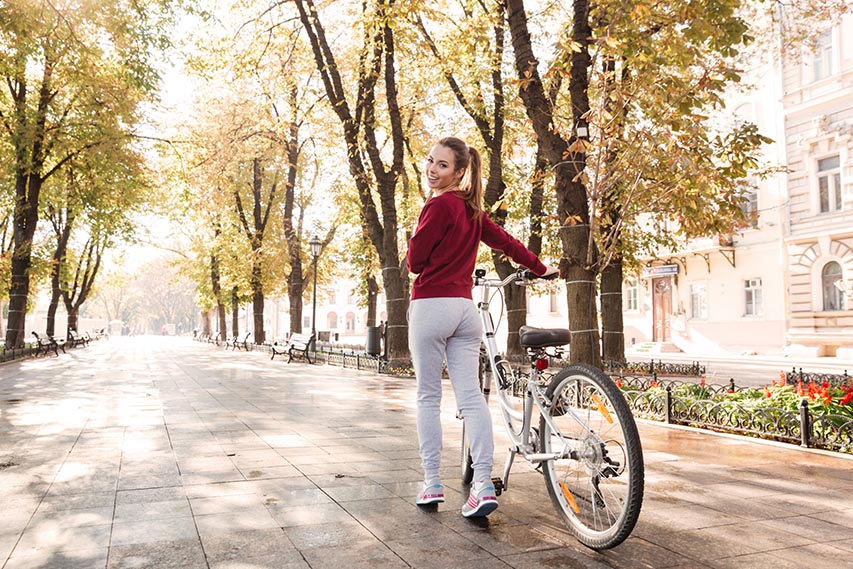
[
  {"xmin": 782, "ymin": 16, "xmax": 853, "ymax": 357},
  {"xmin": 624, "ymin": 14, "xmax": 853, "ymax": 357}
]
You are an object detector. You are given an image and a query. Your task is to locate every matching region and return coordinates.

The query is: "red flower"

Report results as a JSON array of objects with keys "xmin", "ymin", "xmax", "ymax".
[
  {"xmin": 841, "ymin": 391, "xmax": 853, "ymax": 405},
  {"xmin": 778, "ymin": 371, "xmax": 787, "ymax": 387},
  {"xmin": 700, "ymin": 376, "xmax": 706, "ymax": 387},
  {"xmin": 796, "ymin": 380, "xmax": 805, "ymax": 397},
  {"xmin": 615, "ymin": 377, "xmax": 623, "ymax": 389},
  {"xmin": 650, "ymin": 379, "xmax": 659, "ymax": 389},
  {"xmin": 764, "ymin": 386, "xmax": 772, "ymax": 398}
]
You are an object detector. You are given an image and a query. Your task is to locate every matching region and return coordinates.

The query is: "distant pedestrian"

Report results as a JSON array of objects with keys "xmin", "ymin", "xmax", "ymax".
[{"xmin": 406, "ymin": 136, "xmax": 558, "ymax": 518}]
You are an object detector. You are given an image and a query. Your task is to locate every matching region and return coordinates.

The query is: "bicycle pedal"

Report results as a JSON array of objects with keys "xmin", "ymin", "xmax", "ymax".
[{"xmin": 491, "ymin": 477, "xmax": 504, "ymax": 496}]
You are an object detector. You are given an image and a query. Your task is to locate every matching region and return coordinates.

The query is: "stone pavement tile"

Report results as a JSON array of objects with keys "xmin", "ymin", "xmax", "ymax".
[
  {"xmin": 367, "ymin": 467, "xmax": 423, "ymax": 485},
  {"xmin": 109, "ymin": 516, "xmax": 198, "ymax": 546},
  {"xmin": 826, "ymin": 537, "xmax": 853, "ymax": 552},
  {"xmin": 284, "ymin": 519, "xmax": 378, "ymax": 549},
  {"xmin": 754, "ymin": 514, "xmax": 853, "ymax": 542},
  {"xmin": 106, "ymin": 538, "xmax": 207, "ymax": 569},
  {"xmin": 113, "ymin": 498, "xmax": 192, "ymax": 521},
  {"xmin": 200, "ymin": 527, "xmax": 296, "ymax": 563},
  {"xmin": 342, "ymin": 497, "xmax": 447, "ymax": 541},
  {"xmin": 501, "ymin": 547, "xmax": 618, "ymax": 569},
  {"xmin": 27, "ymin": 506, "xmax": 113, "ymax": 529},
  {"xmin": 190, "ymin": 493, "xmax": 263, "ymax": 515},
  {"xmin": 250, "ymin": 484, "xmax": 332, "ymax": 508},
  {"xmin": 230, "ymin": 454, "xmax": 291, "ymax": 470},
  {"xmin": 597, "ymin": 536, "xmax": 700, "ymax": 568},
  {"xmin": 384, "ymin": 528, "xmax": 495, "ymax": 569},
  {"xmin": 301, "ymin": 541, "xmax": 410, "ymax": 569},
  {"xmin": 239, "ymin": 464, "xmax": 302, "ymax": 480},
  {"xmin": 117, "ymin": 472, "xmax": 183, "ymax": 490},
  {"xmin": 712, "ymin": 542, "xmax": 852, "ymax": 569},
  {"xmin": 184, "ymin": 481, "xmax": 255, "ymax": 499},
  {"xmin": 668, "ymin": 494, "xmax": 792, "ymax": 521},
  {"xmin": 209, "ymin": 553, "xmax": 309, "ymax": 569},
  {"xmin": 181, "ymin": 469, "xmax": 246, "ymax": 485},
  {"xmin": 631, "ymin": 503, "xmax": 743, "ymax": 539},
  {"xmin": 3, "ymin": 547, "xmax": 108, "ymax": 569},
  {"xmin": 641, "ymin": 521, "xmax": 807, "ymax": 564},
  {"xmin": 13, "ymin": 523, "xmax": 111, "ymax": 557},
  {"xmin": 115, "ymin": 486, "xmax": 186, "ymax": 505},
  {"xmin": 307, "ymin": 472, "xmax": 373, "ymax": 488},
  {"xmin": 755, "ymin": 488, "xmax": 849, "ymax": 516},
  {"xmin": 267, "ymin": 502, "xmax": 354, "ymax": 527},
  {"xmin": 39, "ymin": 491, "xmax": 114, "ymax": 512},
  {"xmin": 323, "ymin": 482, "xmax": 395, "ymax": 501},
  {"xmin": 455, "ymin": 519, "xmax": 569, "ymax": 557},
  {"xmin": 194, "ymin": 507, "xmax": 280, "ymax": 538}
]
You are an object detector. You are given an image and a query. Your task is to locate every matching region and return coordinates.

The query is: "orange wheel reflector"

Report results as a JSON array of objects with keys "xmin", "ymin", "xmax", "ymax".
[
  {"xmin": 591, "ymin": 393, "xmax": 613, "ymax": 424},
  {"xmin": 560, "ymin": 482, "xmax": 580, "ymax": 513}
]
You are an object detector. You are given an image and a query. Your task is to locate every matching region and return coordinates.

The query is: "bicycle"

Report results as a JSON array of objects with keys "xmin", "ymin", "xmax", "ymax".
[{"xmin": 460, "ymin": 268, "xmax": 644, "ymax": 550}]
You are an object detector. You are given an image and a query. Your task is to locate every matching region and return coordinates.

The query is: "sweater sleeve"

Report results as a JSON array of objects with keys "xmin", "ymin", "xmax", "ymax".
[
  {"xmin": 480, "ymin": 215, "xmax": 547, "ymax": 275},
  {"xmin": 406, "ymin": 200, "xmax": 448, "ymax": 275}
]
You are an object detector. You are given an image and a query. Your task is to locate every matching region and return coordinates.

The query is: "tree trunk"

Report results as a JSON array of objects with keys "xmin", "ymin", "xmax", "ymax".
[
  {"xmin": 288, "ymin": 270, "xmax": 303, "ymax": 334},
  {"xmin": 600, "ymin": 259, "xmax": 625, "ymax": 362},
  {"xmin": 210, "ymin": 249, "xmax": 228, "ymax": 341},
  {"xmin": 200, "ymin": 309, "xmax": 212, "ymax": 336},
  {"xmin": 67, "ymin": 306, "xmax": 79, "ymax": 335},
  {"xmin": 366, "ymin": 275, "xmax": 379, "ymax": 327},
  {"xmin": 231, "ymin": 286, "xmax": 239, "ymax": 337},
  {"xmin": 507, "ymin": 0, "xmax": 600, "ymax": 365}
]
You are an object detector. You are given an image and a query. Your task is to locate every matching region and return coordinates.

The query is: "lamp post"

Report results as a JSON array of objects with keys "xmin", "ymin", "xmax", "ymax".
[{"xmin": 309, "ymin": 235, "xmax": 322, "ymax": 353}]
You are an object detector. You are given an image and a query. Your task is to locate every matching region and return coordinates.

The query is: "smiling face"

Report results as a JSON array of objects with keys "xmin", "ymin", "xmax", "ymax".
[{"xmin": 425, "ymin": 144, "xmax": 464, "ymax": 195}]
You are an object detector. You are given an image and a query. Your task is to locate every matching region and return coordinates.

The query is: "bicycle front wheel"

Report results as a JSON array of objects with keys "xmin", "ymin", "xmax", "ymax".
[{"xmin": 539, "ymin": 363, "xmax": 643, "ymax": 550}]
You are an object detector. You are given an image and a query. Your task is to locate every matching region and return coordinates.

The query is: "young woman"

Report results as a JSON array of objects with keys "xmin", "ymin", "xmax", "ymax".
[{"xmin": 406, "ymin": 137, "xmax": 558, "ymax": 517}]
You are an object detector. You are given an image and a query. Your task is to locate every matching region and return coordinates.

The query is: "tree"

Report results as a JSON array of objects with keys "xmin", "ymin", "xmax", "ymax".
[
  {"xmin": 0, "ymin": 0, "xmax": 170, "ymax": 346},
  {"xmin": 293, "ymin": 0, "xmax": 413, "ymax": 363}
]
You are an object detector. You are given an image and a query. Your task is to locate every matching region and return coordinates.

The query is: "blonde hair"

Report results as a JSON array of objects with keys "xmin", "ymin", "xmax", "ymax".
[{"xmin": 438, "ymin": 136, "xmax": 484, "ymax": 221}]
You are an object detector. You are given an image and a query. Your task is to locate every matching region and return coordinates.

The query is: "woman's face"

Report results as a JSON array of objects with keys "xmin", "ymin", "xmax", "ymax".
[{"xmin": 425, "ymin": 144, "xmax": 464, "ymax": 193}]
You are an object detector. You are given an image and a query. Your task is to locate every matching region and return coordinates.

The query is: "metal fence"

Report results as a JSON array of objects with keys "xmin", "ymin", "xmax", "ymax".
[
  {"xmin": 624, "ymin": 386, "xmax": 853, "ymax": 454},
  {"xmin": 784, "ymin": 368, "xmax": 850, "ymax": 387}
]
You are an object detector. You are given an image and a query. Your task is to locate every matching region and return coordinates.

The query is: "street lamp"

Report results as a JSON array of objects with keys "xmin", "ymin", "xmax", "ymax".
[{"xmin": 309, "ymin": 235, "xmax": 322, "ymax": 352}]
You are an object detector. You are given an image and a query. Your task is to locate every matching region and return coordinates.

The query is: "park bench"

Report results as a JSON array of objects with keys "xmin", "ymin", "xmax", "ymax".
[
  {"xmin": 234, "ymin": 332, "xmax": 252, "ymax": 351},
  {"xmin": 270, "ymin": 333, "xmax": 314, "ymax": 364},
  {"xmin": 68, "ymin": 330, "xmax": 89, "ymax": 348},
  {"xmin": 226, "ymin": 332, "xmax": 251, "ymax": 351},
  {"xmin": 31, "ymin": 332, "xmax": 64, "ymax": 357}
]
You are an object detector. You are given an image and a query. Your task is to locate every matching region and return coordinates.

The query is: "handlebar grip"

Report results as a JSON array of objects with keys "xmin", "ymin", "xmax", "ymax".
[{"xmin": 522, "ymin": 269, "xmax": 559, "ymax": 281}]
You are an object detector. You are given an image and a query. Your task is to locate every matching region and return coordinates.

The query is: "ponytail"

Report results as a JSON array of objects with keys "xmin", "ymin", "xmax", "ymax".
[{"xmin": 437, "ymin": 137, "xmax": 484, "ymax": 221}]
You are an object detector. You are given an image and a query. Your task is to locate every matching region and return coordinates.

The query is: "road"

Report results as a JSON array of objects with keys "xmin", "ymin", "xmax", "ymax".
[{"xmin": 624, "ymin": 351, "xmax": 851, "ymax": 388}]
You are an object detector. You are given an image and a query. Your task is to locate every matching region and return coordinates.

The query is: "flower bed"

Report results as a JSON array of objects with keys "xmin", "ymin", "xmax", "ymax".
[{"xmin": 615, "ymin": 372, "xmax": 853, "ymax": 454}]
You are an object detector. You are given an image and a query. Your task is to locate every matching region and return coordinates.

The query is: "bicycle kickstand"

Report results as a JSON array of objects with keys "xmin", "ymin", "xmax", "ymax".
[{"xmin": 496, "ymin": 448, "xmax": 517, "ymax": 496}]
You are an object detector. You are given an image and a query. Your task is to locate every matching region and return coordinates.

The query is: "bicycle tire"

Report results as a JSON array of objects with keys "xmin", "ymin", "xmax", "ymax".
[
  {"xmin": 461, "ymin": 423, "xmax": 474, "ymax": 485},
  {"xmin": 539, "ymin": 363, "xmax": 644, "ymax": 550}
]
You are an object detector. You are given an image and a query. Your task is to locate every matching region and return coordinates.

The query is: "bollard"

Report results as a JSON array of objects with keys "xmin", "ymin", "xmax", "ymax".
[
  {"xmin": 729, "ymin": 378, "xmax": 736, "ymax": 393},
  {"xmin": 799, "ymin": 398, "xmax": 810, "ymax": 448},
  {"xmin": 665, "ymin": 385, "xmax": 672, "ymax": 424}
]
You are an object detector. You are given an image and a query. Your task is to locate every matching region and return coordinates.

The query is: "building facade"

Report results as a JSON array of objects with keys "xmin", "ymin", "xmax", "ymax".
[{"xmin": 782, "ymin": 15, "xmax": 853, "ymax": 357}]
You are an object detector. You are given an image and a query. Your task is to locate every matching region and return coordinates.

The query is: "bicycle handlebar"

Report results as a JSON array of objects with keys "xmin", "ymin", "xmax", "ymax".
[{"xmin": 473, "ymin": 267, "xmax": 558, "ymax": 288}]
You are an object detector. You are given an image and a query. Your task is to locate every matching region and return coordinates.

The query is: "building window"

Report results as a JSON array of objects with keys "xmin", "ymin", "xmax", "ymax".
[
  {"xmin": 741, "ymin": 186, "xmax": 759, "ymax": 227},
  {"xmin": 690, "ymin": 282, "xmax": 708, "ymax": 320},
  {"xmin": 817, "ymin": 155, "xmax": 842, "ymax": 213},
  {"xmin": 822, "ymin": 262, "xmax": 846, "ymax": 311},
  {"xmin": 327, "ymin": 311, "xmax": 338, "ymax": 329},
  {"xmin": 744, "ymin": 278, "xmax": 763, "ymax": 316},
  {"xmin": 812, "ymin": 31, "xmax": 834, "ymax": 82},
  {"xmin": 549, "ymin": 291, "xmax": 559, "ymax": 314},
  {"xmin": 624, "ymin": 278, "xmax": 639, "ymax": 311},
  {"xmin": 345, "ymin": 312, "xmax": 355, "ymax": 332}
]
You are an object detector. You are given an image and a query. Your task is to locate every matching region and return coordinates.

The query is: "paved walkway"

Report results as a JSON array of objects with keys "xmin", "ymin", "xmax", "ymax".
[{"xmin": 1, "ymin": 336, "xmax": 851, "ymax": 569}]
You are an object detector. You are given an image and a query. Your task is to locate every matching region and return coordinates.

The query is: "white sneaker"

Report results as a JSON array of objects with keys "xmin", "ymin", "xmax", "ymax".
[{"xmin": 416, "ymin": 483, "xmax": 445, "ymax": 505}]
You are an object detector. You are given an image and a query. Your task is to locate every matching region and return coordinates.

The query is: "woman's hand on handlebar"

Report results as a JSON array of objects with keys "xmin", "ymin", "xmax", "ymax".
[{"xmin": 540, "ymin": 265, "xmax": 560, "ymax": 280}]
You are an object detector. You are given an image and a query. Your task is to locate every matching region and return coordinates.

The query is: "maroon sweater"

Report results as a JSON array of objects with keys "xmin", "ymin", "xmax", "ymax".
[{"xmin": 407, "ymin": 192, "xmax": 547, "ymax": 300}]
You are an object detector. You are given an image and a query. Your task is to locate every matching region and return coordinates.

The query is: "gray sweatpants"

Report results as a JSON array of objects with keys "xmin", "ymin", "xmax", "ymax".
[{"xmin": 409, "ymin": 297, "xmax": 493, "ymax": 487}]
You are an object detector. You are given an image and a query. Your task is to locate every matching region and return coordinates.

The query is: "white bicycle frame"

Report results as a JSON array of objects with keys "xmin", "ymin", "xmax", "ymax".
[{"xmin": 474, "ymin": 270, "xmax": 582, "ymax": 491}]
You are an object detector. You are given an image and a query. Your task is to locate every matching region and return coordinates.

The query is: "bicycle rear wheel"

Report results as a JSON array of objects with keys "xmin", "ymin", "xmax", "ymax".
[{"xmin": 539, "ymin": 363, "xmax": 643, "ymax": 550}]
